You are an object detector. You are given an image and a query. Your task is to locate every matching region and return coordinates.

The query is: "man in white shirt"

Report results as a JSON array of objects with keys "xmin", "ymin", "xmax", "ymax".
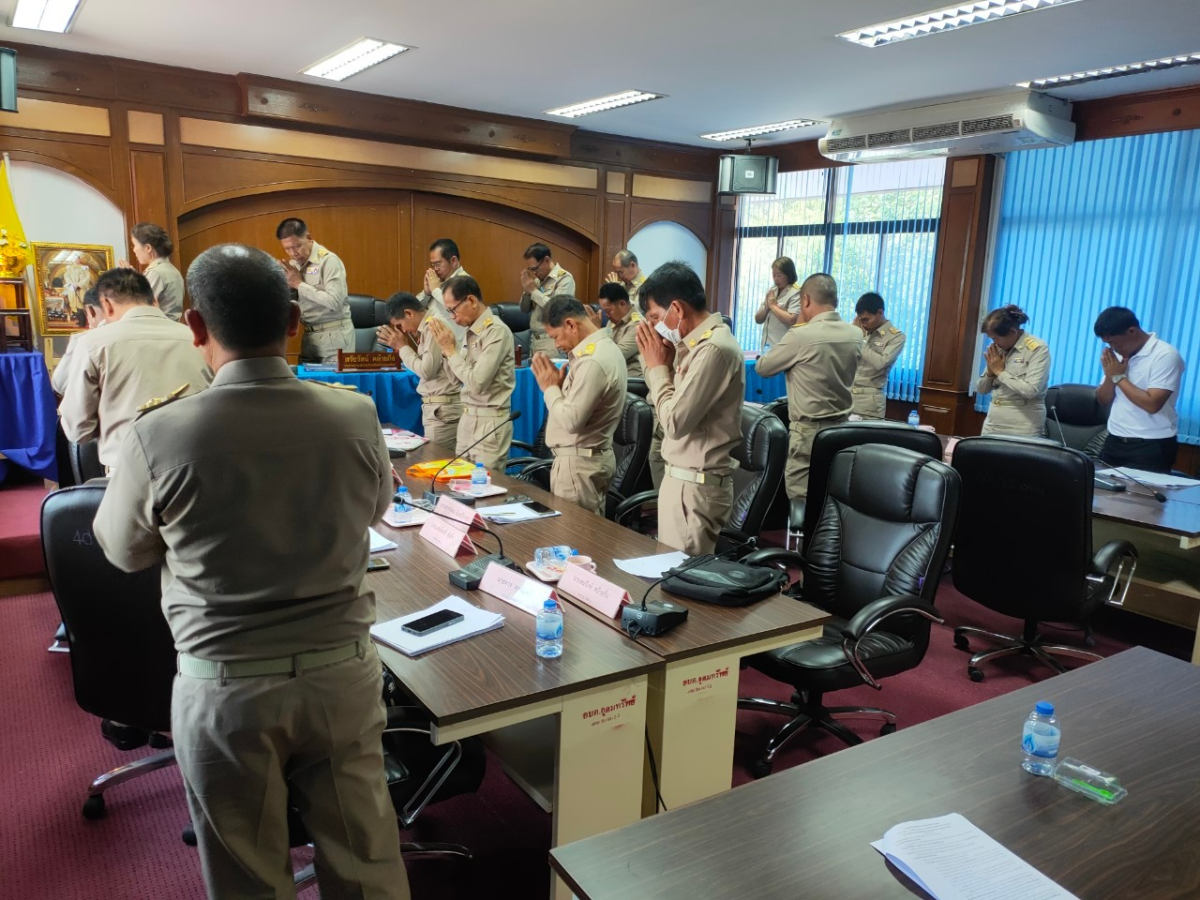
[
  {"xmin": 1094, "ymin": 306, "xmax": 1185, "ymax": 474},
  {"xmin": 51, "ymin": 287, "xmax": 106, "ymax": 396}
]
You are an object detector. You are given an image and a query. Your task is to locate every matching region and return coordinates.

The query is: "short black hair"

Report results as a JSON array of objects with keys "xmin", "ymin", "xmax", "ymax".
[
  {"xmin": 429, "ymin": 238, "xmax": 460, "ymax": 262},
  {"xmin": 82, "ymin": 286, "xmax": 101, "ymax": 308},
  {"xmin": 641, "ymin": 261, "xmax": 706, "ymax": 313},
  {"xmin": 131, "ymin": 222, "xmax": 173, "ymax": 258},
  {"xmin": 523, "ymin": 243, "xmax": 552, "ymax": 263},
  {"xmin": 187, "ymin": 244, "xmax": 291, "ymax": 351},
  {"xmin": 386, "ymin": 292, "xmax": 423, "ymax": 320},
  {"xmin": 95, "ymin": 268, "xmax": 154, "ymax": 306},
  {"xmin": 544, "ymin": 295, "xmax": 586, "ymax": 328},
  {"xmin": 982, "ymin": 304, "xmax": 1029, "ymax": 337},
  {"xmin": 1094, "ymin": 306, "xmax": 1140, "ymax": 338},
  {"xmin": 443, "ymin": 275, "xmax": 482, "ymax": 303},
  {"xmin": 801, "ymin": 272, "xmax": 838, "ymax": 307},
  {"xmin": 275, "ymin": 218, "xmax": 308, "ymax": 240},
  {"xmin": 598, "ymin": 282, "xmax": 630, "ymax": 304},
  {"xmin": 856, "ymin": 292, "xmax": 885, "ymax": 315}
]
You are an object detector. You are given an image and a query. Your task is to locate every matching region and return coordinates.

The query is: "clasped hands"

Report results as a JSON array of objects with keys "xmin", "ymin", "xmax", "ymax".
[
  {"xmin": 531, "ymin": 352, "xmax": 565, "ymax": 390},
  {"xmin": 1100, "ymin": 347, "xmax": 1128, "ymax": 379},
  {"xmin": 426, "ymin": 317, "xmax": 458, "ymax": 355},
  {"xmin": 635, "ymin": 321, "xmax": 675, "ymax": 370},
  {"xmin": 984, "ymin": 344, "xmax": 1006, "ymax": 376}
]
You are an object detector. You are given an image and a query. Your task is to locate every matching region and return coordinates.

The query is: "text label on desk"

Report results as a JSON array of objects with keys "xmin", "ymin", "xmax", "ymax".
[
  {"xmin": 434, "ymin": 495, "xmax": 486, "ymax": 528},
  {"xmin": 682, "ymin": 666, "xmax": 732, "ymax": 696},
  {"xmin": 580, "ymin": 693, "xmax": 639, "ymax": 728},
  {"xmin": 419, "ymin": 514, "xmax": 475, "ymax": 557},
  {"xmin": 557, "ymin": 566, "xmax": 631, "ymax": 619},
  {"xmin": 337, "ymin": 350, "xmax": 401, "ymax": 372}
]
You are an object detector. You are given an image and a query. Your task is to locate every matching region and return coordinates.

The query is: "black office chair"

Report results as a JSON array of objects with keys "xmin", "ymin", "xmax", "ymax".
[
  {"xmin": 40, "ymin": 483, "xmax": 178, "ymax": 821},
  {"xmin": 950, "ymin": 436, "xmax": 1138, "ymax": 681},
  {"xmin": 348, "ymin": 293, "xmax": 389, "ymax": 352},
  {"xmin": 737, "ymin": 445, "xmax": 960, "ymax": 775},
  {"xmin": 1044, "ymin": 384, "xmax": 1110, "ymax": 458},
  {"xmin": 790, "ymin": 422, "xmax": 944, "ymax": 553},
  {"xmin": 492, "ymin": 302, "xmax": 529, "ymax": 334},
  {"xmin": 720, "ymin": 313, "xmax": 733, "ymax": 331},
  {"xmin": 759, "ymin": 398, "xmax": 791, "ymax": 532},
  {"xmin": 507, "ymin": 423, "xmax": 551, "ymax": 487},
  {"xmin": 69, "ymin": 439, "xmax": 105, "ymax": 484}
]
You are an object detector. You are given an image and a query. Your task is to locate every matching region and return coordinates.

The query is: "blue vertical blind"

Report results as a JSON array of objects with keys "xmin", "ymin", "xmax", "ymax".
[
  {"xmin": 984, "ymin": 130, "xmax": 1200, "ymax": 444},
  {"xmin": 732, "ymin": 159, "xmax": 945, "ymax": 402}
]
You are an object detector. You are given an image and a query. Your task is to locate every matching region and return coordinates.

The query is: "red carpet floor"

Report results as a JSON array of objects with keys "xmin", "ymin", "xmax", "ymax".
[
  {"xmin": 0, "ymin": 481, "xmax": 47, "ymax": 579},
  {"xmin": 0, "ymin": 583, "xmax": 1189, "ymax": 899}
]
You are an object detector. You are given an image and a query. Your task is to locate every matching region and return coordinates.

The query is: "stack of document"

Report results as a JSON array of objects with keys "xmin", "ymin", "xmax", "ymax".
[
  {"xmin": 383, "ymin": 429, "xmax": 428, "ymax": 453},
  {"xmin": 369, "ymin": 527, "xmax": 398, "ymax": 553},
  {"xmin": 371, "ymin": 596, "xmax": 505, "ymax": 657},
  {"xmin": 615, "ymin": 551, "xmax": 688, "ymax": 579},
  {"xmin": 479, "ymin": 502, "xmax": 561, "ymax": 523}
]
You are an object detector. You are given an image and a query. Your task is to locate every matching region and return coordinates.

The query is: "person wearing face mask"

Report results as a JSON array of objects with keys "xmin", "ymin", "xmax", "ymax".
[
  {"xmin": 119, "ymin": 222, "xmax": 185, "ymax": 321},
  {"xmin": 634, "ymin": 261, "xmax": 744, "ymax": 555},
  {"xmin": 976, "ymin": 305, "xmax": 1050, "ymax": 437},
  {"xmin": 756, "ymin": 273, "xmax": 861, "ymax": 499}
]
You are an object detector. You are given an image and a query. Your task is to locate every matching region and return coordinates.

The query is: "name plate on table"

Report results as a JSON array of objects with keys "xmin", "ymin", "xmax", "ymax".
[
  {"xmin": 419, "ymin": 514, "xmax": 475, "ymax": 557},
  {"xmin": 434, "ymin": 495, "xmax": 486, "ymax": 529},
  {"xmin": 557, "ymin": 565, "xmax": 631, "ymax": 619},
  {"xmin": 479, "ymin": 562, "xmax": 557, "ymax": 615},
  {"xmin": 337, "ymin": 350, "xmax": 400, "ymax": 372}
]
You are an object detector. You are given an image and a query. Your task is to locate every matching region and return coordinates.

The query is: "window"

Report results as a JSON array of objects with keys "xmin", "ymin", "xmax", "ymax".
[
  {"xmin": 732, "ymin": 159, "xmax": 945, "ymax": 402},
  {"xmin": 983, "ymin": 129, "xmax": 1200, "ymax": 444}
]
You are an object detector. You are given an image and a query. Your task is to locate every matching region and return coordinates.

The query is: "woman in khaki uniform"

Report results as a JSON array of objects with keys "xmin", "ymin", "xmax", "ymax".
[
  {"xmin": 753, "ymin": 256, "xmax": 802, "ymax": 351},
  {"xmin": 976, "ymin": 305, "xmax": 1051, "ymax": 436}
]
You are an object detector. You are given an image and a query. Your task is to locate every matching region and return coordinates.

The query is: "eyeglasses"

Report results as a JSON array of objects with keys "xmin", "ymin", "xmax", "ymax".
[{"xmin": 445, "ymin": 297, "xmax": 467, "ymax": 317}]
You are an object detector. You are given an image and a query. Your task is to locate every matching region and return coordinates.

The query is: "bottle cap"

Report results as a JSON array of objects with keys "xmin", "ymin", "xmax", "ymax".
[
  {"xmin": 570, "ymin": 549, "xmax": 579, "ymax": 556},
  {"xmin": 1035, "ymin": 701, "xmax": 1054, "ymax": 716},
  {"xmin": 543, "ymin": 599, "xmax": 557, "ymax": 611}
]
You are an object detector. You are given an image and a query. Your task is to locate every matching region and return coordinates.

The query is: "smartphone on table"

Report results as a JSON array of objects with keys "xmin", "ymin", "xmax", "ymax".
[
  {"xmin": 401, "ymin": 609, "xmax": 465, "ymax": 637},
  {"xmin": 523, "ymin": 501, "xmax": 554, "ymax": 515}
]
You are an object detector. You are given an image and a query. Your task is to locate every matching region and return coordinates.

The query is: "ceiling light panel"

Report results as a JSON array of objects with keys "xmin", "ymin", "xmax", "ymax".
[
  {"xmin": 302, "ymin": 38, "xmax": 410, "ymax": 82},
  {"xmin": 545, "ymin": 90, "xmax": 664, "ymax": 119},
  {"xmin": 702, "ymin": 119, "xmax": 823, "ymax": 141},
  {"xmin": 839, "ymin": 0, "xmax": 1087, "ymax": 48},
  {"xmin": 11, "ymin": 0, "xmax": 83, "ymax": 33},
  {"xmin": 1019, "ymin": 51, "xmax": 1200, "ymax": 88}
]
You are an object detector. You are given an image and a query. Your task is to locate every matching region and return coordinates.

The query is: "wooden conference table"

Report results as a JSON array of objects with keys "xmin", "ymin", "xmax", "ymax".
[
  {"xmin": 551, "ymin": 645, "xmax": 1200, "ymax": 900},
  {"xmin": 368, "ymin": 441, "xmax": 827, "ymax": 897}
]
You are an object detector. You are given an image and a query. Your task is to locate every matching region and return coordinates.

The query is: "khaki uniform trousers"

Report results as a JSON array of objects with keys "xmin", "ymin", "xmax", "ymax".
[
  {"xmin": 530, "ymin": 332, "xmax": 562, "ymax": 359},
  {"xmin": 172, "ymin": 644, "xmax": 408, "ymax": 900},
  {"xmin": 456, "ymin": 408, "xmax": 513, "ymax": 471},
  {"xmin": 422, "ymin": 398, "xmax": 462, "ymax": 449},
  {"xmin": 648, "ymin": 422, "xmax": 665, "ymax": 488},
  {"xmin": 659, "ymin": 470, "xmax": 734, "ymax": 556},
  {"xmin": 551, "ymin": 448, "xmax": 615, "ymax": 517},
  {"xmin": 302, "ymin": 315, "xmax": 355, "ymax": 364},
  {"xmin": 786, "ymin": 416, "xmax": 848, "ymax": 500},
  {"xmin": 851, "ymin": 388, "xmax": 886, "ymax": 420},
  {"xmin": 982, "ymin": 402, "xmax": 1045, "ymax": 437}
]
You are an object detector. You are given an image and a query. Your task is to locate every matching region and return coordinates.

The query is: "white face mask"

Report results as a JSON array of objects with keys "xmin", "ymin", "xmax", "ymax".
[{"xmin": 654, "ymin": 306, "xmax": 682, "ymax": 345}]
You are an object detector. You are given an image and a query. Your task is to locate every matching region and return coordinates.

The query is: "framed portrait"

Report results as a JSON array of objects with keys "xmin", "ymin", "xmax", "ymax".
[{"xmin": 31, "ymin": 243, "xmax": 115, "ymax": 336}]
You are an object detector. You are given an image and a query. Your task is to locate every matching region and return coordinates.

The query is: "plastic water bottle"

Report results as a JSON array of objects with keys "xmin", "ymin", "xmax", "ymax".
[
  {"xmin": 535, "ymin": 546, "xmax": 576, "ymax": 568},
  {"xmin": 471, "ymin": 463, "xmax": 488, "ymax": 487},
  {"xmin": 536, "ymin": 600, "xmax": 564, "ymax": 658},
  {"xmin": 393, "ymin": 486, "xmax": 411, "ymax": 514},
  {"xmin": 1021, "ymin": 701, "xmax": 1061, "ymax": 776},
  {"xmin": 762, "ymin": 342, "xmax": 772, "ymax": 356},
  {"xmin": 907, "ymin": 409, "xmax": 921, "ymax": 428}
]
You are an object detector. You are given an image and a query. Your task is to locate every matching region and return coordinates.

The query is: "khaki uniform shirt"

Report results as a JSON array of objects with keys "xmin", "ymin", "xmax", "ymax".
[
  {"xmin": 397, "ymin": 312, "xmax": 461, "ymax": 400},
  {"xmin": 291, "ymin": 241, "xmax": 350, "ymax": 327},
  {"xmin": 52, "ymin": 327, "xmax": 100, "ymax": 396},
  {"xmin": 976, "ymin": 333, "xmax": 1051, "ymax": 404},
  {"xmin": 544, "ymin": 331, "xmax": 628, "ymax": 452},
  {"xmin": 93, "ymin": 356, "xmax": 392, "ymax": 662},
  {"xmin": 757, "ymin": 309, "xmax": 862, "ymax": 422},
  {"xmin": 445, "ymin": 311, "xmax": 516, "ymax": 411},
  {"xmin": 145, "ymin": 256, "xmax": 185, "ymax": 321},
  {"xmin": 646, "ymin": 313, "xmax": 745, "ymax": 474},
  {"xmin": 760, "ymin": 284, "xmax": 802, "ymax": 349},
  {"xmin": 609, "ymin": 310, "xmax": 645, "ymax": 378},
  {"xmin": 59, "ymin": 305, "xmax": 210, "ymax": 467},
  {"xmin": 854, "ymin": 319, "xmax": 907, "ymax": 391},
  {"xmin": 625, "ymin": 272, "xmax": 647, "ymax": 310},
  {"xmin": 417, "ymin": 265, "xmax": 470, "ymax": 339},
  {"xmin": 520, "ymin": 263, "xmax": 576, "ymax": 338}
]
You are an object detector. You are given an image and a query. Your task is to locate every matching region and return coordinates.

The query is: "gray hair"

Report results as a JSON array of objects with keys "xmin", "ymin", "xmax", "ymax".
[
  {"xmin": 615, "ymin": 250, "xmax": 638, "ymax": 267},
  {"xmin": 187, "ymin": 244, "xmax": 291, "ymax": 350},
  {"xmin": 801, "ymin": 272, "xmax": 838, "ymax": 307}
]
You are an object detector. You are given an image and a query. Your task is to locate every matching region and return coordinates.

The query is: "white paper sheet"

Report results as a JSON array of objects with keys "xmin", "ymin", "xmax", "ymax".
[
  {"xmin": 368, "ymin": 527, "xmax": 398, "ymax": 553},
  {"xmin": 614, "ymin": 551, "xmax": 689, "ymax": 579},
  {"xmin": 871, "ymin": 813, "xmax": 1079, "ymax": 900},
  {"xmin": 478, "ymin": 502, "xmax": 562, "ymax": 523},
  {"xmin": 385, "ymin": 430, "xmax": 429, "ymax": 452},
  {"xmin": 370, "ymin": 596, "xmax": 504, "ymax": 657},
  {"xmin": 1096, "ymin": 466, "xmax": 1200, "ymax": 489}
]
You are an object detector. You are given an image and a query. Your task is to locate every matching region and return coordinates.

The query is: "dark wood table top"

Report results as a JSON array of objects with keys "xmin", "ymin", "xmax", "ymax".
[
  {"xmin": 395, "ymin": 442, "xmax": 828, "ymax": 663},
  {"xmin": 550, "ymin": 646, "xmax": 1200, "ymax": 900}
]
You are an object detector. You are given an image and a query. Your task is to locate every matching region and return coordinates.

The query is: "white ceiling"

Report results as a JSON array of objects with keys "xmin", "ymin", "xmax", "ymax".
[{"xmin": 4, "ymin": 0, "xmax": 1200, "ymax": 148}]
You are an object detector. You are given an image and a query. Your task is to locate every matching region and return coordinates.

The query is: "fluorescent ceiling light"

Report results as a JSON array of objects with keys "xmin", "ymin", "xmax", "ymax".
[
  {"xmin": 11, "ymin": 0, "xmax": 83, "ymax": 33},
  {"xmin": 545, "ymin": 90, "xmax": 664, "ymax": 119},
  {"xmin": 702, "ymin": 119, "xmax": 823, "ymax": 142},
  {"xmin": 302, "ymin": 38, "xmax": 410, "ymax": 82},
  {"xmin": 838, "ymin": 0, "xmax": 1087, "ymax": 48},
  {"xmin": 1018, "ymin": 51, "xmax": 1200, "ymax": 88}
]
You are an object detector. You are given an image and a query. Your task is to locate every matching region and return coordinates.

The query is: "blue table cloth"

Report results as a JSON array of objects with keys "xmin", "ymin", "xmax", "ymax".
[
  {"xmin": 0, "ymin": 351, "xmax": 57, "ymax": 481},
  {"xmin": 743, "ymin": 357, "xmax": 786, "ymax": 406}
]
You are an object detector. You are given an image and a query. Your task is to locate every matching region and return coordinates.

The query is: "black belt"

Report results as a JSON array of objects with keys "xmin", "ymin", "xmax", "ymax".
[{"xmin": 1108, "ymin": 435, "xmax": 1174, "ymax": 445}]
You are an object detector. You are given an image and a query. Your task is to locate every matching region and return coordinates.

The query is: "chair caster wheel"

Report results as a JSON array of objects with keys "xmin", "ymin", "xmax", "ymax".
[
  {"xmin": 968, "ymin": 667, "xmax": 985, "ymax": 683},
  {"xmin": 182, "ymin": 824, "xmax": 198, "ymax": 846},
  {"xmin": 953, "ymin": 634, "xmax": 970, "ymax": 652},
  {"xmin": 1083, "ymin": 632, "xmax": 1096, "ymax": 649},
  {"xmin": 148, "ymin": 732, "xmax": 173, "ymax": 749},
  {"xmin": 880, "ymin": 723, "xmax": 897, "ymax": 736},
  {"xmin": 751, "ymin": 759, "xmax": 773, "ymax": 779},
  {"xmin": 82, "ymin": 794, "xmax": 106, "ymax": 820}
]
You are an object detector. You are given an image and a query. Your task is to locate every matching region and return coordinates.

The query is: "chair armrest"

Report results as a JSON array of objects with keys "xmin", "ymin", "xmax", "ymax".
[
  {"xmin": 840, "ymin": 595, "xmax": 943, "ymax": 690},
  {"xmin": 741, "ymin": 548, "xmax": 807, "ymax": 570},
  {"xmin": 788, "ymin": 499, "xmax": 806, "ymax": 533},
  {"xmin": 1092, "ymin": 539, "xmax": 1138, "ymax": 576},
  {"xmin": 613, "ymin": 490, "xmax": 660, "ymax": 527},
  {"xmin": 511, "ymin": 440, "xmax": 535, "ymax": 453},
  {"xmin": 518, "ymin": 459, "xmax": 553, "ymax": 478},
  {"xmin": 504, "ymin": 456, "xmax": 543, "ymax": 471}
]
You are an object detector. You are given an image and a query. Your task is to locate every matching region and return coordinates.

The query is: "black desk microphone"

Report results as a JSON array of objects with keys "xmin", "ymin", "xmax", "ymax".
[
  {"xmin": 1111, "ymin": 467, "xmax": 1168, "ymax": 503},
  {"xmin": 1051, "ymin": 405, "xmax": 1127, "ymax": 495},
  {"xmin": 419, "ymin": 505, "xmax": 523, "ymax": 590},
  {"xmin": 423, "ymin": 410, "xmax": 521, "ymax": 504}
]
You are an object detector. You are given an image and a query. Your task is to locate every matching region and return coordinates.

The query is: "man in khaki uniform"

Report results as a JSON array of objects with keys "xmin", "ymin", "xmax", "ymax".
[
  {"xmin": 416, "ymin": 237, "xmax": 469, "ymax": 339},
  {"xmin": 754, "ymin": 256, "xmax": 802, "ymax": 350},
  {"xmin": 377, "ymin": 291, "xmax": 462, "ymax": 447},
  {"xmin": 636, "ymin": 261, "xmax": 744, "ymax": 555},
  {"xmin": 596, "ymin": 282, "xmax": 644, "ymax": 378},
  {"xmin": 93, "ymin": 244, "xmax": 408, "ymax": 900},
  {"xmin": 532, "ymin": 296, "xmax": 628, "ymax": 516},
  {"xmin": 60, "ymin": 269, "xmax": 209, "ymax": 470},
  {"xmin": 851, "ymin": 292, "xmax": 907, "ymax": 419},
  {"xmin": 606, "ymin": 249, "xmax": 647, "ymax": 309},
  {"xmin": 276, "ymin": 217, "xmax": 353, "ymax": 363},
  {"xmin": 429, "ymin": 275, "xmax": 516, "ymax": 470},
  {"xmin": 51, "ymin": 287, "xmax": 105, "ymax": 396},
  {"xmin": 520, "ymin": 242, "xmax": 575, "ymax": 358},
  {"xmin": 757, "ymin": 273, "xmax": 862, "ymax": 499},
  {"xmin": 120, "ymin": 222, "xmax": 185, "ymax": 321}
]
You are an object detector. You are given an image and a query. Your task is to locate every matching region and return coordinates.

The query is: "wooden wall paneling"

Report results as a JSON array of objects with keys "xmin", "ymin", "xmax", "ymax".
[
  {"xmin": 163, "ymin": 110, "xmax": 186, "ymax": 273},
  {"xmin": 629, "ymin": 199, "xmax": 713, "ymax": 248},
  {"xmin": 397, "ymin": 194, "xmax": 414, "ymax": 303},
  {"xmin": 114, "ymin": 62, "xmax": 240, "ymax": 116},
  {"xmin": 604, "ymin": 196, "xmax": 629, "ymax": 275},
  {"xmin": 709, "ymin": 198, "xmax": 738, "ymax": 315},
  {"xmin": 1074, "ymin": 84, "xmax": 1200, "ymax": 142},
  {"xmin": 108, "ymin": 102, "xmax": 135, "ymax": 241},
  {"xmin": 130, "ymin": 150, "xmax": 170, "ymax": 236},
  {"xmin": 13, "ymin": 43, "xmax": 118, "ymax": 100},
  {"xmin": 570, "ymin": 130, "xmax": 719, "ymax": 178},
  {"xmin": 0, "ymin": 132, "xmax": 119, "ymax": 203}
]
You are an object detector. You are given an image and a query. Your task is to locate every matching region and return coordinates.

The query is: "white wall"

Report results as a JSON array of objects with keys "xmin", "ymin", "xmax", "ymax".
[{"xmin": 628, "ymin": 220, "xmax": 708, "ymax": 288}]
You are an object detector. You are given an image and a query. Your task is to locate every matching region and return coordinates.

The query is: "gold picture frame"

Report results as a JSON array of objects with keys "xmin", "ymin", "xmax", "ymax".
[{"xmin": 31, "ymin": 242, "xmax": 115, "ymax": 336}]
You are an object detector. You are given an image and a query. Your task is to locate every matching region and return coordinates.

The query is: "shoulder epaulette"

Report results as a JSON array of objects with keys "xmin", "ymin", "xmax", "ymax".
[
  {"xmin": 1024, "ymin": 336, "xmax": 1041, "ymax": 350},
  {"xmin": 316, "ymin": 247, "xmax": 328, "ymax": 259},
  {"xmin": 136, "ymin": 383, "xmax": 190, "ymax": 417},
  {"xmin": 687, "ymin": 329, "xmax": 715, "ymax": 348},
  {"xmin": 792, "ymin": 321, "xmax": 809, "ymax": 329},
  {"xmin": 311, "ymin": 380, "xmax": 358, "ymax": 392},
  {"xmin": 630, "ymin": 312, "xmax": 643, "ymax": 323},
  {"xmin": 890, "ymin": 327, "xmax": 901, "ymax": 335}
]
